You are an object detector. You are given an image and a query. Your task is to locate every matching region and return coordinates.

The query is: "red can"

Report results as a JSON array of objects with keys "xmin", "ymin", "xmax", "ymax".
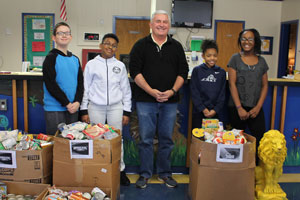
[{"xmin": 37, "ymin": 133, "xmax": 50, "ymax": 141}]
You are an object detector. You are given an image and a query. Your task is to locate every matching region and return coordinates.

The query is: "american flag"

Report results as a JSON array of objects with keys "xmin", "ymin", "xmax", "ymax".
[{"xmin": 60, "ymin": 0, "xmax": 67, "ymax": 21}]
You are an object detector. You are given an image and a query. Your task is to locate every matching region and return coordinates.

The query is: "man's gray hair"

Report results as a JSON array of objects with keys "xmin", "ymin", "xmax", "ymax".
[{"xmin": 151, "ymin": 10, "xmax": 170, "ymax": 22}]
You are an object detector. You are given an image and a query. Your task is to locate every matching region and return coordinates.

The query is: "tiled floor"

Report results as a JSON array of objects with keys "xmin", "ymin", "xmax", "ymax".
[{"xmin": 119, "ymin": 174, "xmax": 300, "ymax": 200}]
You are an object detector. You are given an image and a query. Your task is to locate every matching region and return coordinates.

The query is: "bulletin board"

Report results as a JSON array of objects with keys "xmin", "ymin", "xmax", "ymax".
[{"xmin": 22, "ymin": 13, "xmax": 55, "ymax": 69}]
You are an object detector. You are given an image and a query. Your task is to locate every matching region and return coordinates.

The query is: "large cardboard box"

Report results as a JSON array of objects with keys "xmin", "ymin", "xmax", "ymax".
[
  {"xmin": 53, "ymin": 135, "xmax": 121, "ymax": 200},
  {"xmin": 3, "ymin": 181, "xmax": 50, "ymax": 200},
  {"xmin": 0, "ymin": 144, "xmax": 53, "ymax": 184},
  {"xmin": 189, "ymin": 133, "xmax": 256, "ymax": 200}
]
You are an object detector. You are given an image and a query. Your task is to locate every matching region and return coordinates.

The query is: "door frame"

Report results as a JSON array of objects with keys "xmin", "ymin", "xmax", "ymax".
[
  {"xmin": 214, "ymin": 19, "xmax": 245, "ymax": 40},
  {"xmin": 112, "ymin": 16, "xmax": 150, "ymax": 34},
  {"xmin": 277, "ymin": 20, "xmax": 299, "ymax": 78}
]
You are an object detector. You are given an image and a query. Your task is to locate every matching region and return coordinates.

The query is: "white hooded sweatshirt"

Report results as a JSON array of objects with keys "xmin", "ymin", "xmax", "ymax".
[{"xmin": 80, "ymin": 55, "xmax": 131, "ymax": 113}]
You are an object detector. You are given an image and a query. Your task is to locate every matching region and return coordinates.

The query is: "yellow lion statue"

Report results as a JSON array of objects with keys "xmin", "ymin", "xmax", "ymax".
[{"xmin": 255, "ymin": 130, "xmax": 287, "ymax": 200}]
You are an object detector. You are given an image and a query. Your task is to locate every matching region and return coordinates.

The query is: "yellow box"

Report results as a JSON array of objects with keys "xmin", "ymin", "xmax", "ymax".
[{"xmin": 294, "ymin": 73, "xmax": 300, "ymax": 80}]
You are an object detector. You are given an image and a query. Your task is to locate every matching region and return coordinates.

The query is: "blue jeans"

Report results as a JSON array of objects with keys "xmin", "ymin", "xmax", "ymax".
[{"xmin": 136, "ymin": 102, "xmax": 177, "ymax": 178}]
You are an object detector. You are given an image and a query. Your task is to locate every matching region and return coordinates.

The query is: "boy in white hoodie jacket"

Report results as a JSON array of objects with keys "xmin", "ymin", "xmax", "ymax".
[{"xmin": 80, "ymin": 33, "xmax": 131, "ymax": 186}]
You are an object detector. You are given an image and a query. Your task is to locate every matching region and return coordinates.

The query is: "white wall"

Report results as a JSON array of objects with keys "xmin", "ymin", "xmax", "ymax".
[
  {"xmin": 281, "ymin": 0, "xmax": 300, "ymax": 71},
  {"xmin": 159, "ymin": 0, "xmax": 282, "ymax": 78},
  {"xmin": 0, "ymin": 0, "xmax": 285, "ymax": 78},
  {"xmin": 0, "ymin": 0, "xmax": 151, "ymax": 72},
  {"xmin": 0, "ymin": 0, "xmax": 59, "ymax": 72}
]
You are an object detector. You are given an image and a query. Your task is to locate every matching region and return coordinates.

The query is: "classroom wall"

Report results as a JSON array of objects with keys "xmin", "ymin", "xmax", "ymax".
[
  {"xmin": 165, "ymin": 0, "xmax": 282, "ymax": 78},
  {"xmin": 281, "ymin": 0, "xmax": 300, "ymax": 71},
  {"xmin": 0, "ymin": 0, "xmax": 286, "ymax": 78}
]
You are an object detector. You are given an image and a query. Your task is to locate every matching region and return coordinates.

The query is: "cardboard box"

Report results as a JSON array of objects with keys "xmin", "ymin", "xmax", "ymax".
[
  {"xmin": 0, "ymin": 144, "xmax": 53, "ymax": 184},
  {"xmin": 189, "ymin": 133, "xmax": 256, "ymax": 200},
  {"xmin": 3, "ymin": 181, "xmax": 49, "ymax": 200},
  {"xmin": 42, "ymin": 186, "xmax": 111, "ymax": 200},
  {"xmin": 53, "ymin": 135, "xmax": 121, "ymax": 200}
]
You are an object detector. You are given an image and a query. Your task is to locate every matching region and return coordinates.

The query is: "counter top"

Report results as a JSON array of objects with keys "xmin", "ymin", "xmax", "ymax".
[
  {"xmin": 268, "ymin": 78, "xmax": 300, "ymax": 86},
  {"xmin": 0, "ymin": 72, "xmax": 42, "ymax": 80},
  {"xmin": 1, "ymin": 72, "xmax": 300, "ymax": 86}
]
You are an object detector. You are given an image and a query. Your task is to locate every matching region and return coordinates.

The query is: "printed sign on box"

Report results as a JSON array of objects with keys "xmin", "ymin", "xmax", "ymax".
[
  {"xmin": 216, "ymin": 144, "xmax": 243, "ymax": 163},
  {"xmin": 0, "ymin": 150, "xmax": 16, "ymax": 168},
  {"xmin": 70, "ymin": 140, "xmax": 93, "ymax": 159}
]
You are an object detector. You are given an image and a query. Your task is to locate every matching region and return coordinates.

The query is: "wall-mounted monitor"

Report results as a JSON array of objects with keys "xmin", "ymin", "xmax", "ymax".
[{"xmin": 171, "ymin": 0, "xmax": 213, "ymax": 29}]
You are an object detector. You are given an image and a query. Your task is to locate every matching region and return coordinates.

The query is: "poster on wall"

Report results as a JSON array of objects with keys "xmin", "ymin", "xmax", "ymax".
[
  {"xmin": 22, "ymin": 13, "xmax": 55, "ymax": 70},
  {"xmin": 261, "ymin": 36, "xmax": 273, "ymax": 55}
]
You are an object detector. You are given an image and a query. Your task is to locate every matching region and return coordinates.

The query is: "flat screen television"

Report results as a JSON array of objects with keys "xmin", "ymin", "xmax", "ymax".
[{"xmin": 171, "ymin": 0, "xmax": 213, "ymax": 29}]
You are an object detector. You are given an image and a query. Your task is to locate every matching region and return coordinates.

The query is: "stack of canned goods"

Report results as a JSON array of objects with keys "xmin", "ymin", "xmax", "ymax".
[
  {"xmin": 45, "ymin": 186, "xmax": 111, "ymax": 200},
  {"xmin": 6, "ymin": 194, "xmax": 36, "ymax": 200},
  {"xmin": 0, "ymin": 130, "xmax": 52, "ymax": 151},
  {"xmin": 58, "ymin": 122, "xmax": 119, "ymax": 141}
]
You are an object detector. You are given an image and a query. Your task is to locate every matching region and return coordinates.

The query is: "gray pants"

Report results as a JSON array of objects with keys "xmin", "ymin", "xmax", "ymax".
[
  {"xmin": 88, "ymin": 102, "xmax": 126, "ymax": 171},
  {"xmin": 45, "ymin": 111, "xmax": 78, "ymax": 135}
]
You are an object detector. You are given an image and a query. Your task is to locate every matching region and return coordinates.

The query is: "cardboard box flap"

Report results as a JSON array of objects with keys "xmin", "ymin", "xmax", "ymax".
[
  {"xmin": 190, "ymin": 138, "xmax": 201, "ymax": 164},
  {"xmin": 190, "ymin": 133, "xmax": 256, "ymax": 169},
  {"xmin": 189, "ymin": 165, "xmax": 255, "ymax": 200},
  {"xmin": 53, "ymin": 162, "xmax": 120, "ymax": 200},
  {"xmin": 41, "ymin": 144, "xmax": 53, "ymax": 177},
  {"xmin": 3, "ymin": 181, "xmax": 50, "ymax": 197},
  {"xmin": 108, "ymin": 136, "xmax": 121, "ymax": 162},
  {"xmin": 53, "ymin": 160, "xmax": 119, "ymax": 187}
]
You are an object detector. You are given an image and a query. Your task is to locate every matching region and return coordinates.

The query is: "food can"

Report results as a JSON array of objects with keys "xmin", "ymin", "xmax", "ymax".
[
  {"xmin": 29, "ymin": 141, "xmax": 41, "ymax": 150},
  {"xmin": 57, "ymin": 123, "xmax": 67, "ymax": 132},
  {"xmin": 24, "ymin": 195, "xmax": 32, "ymax": 200},
  {"xmin": 2, "ymin": 138, "xmax": 17, "ymax": 149},
  {"xmin": 37, "ymin": 133, "xmax": 50, "ymax": 141},
  {"xmin": 0, "ymin": 182, "xmax": 7, "ymax": 200},
  {"xmin": 7, "ymin": 194, "xmax": 16, "ymax": 198}
]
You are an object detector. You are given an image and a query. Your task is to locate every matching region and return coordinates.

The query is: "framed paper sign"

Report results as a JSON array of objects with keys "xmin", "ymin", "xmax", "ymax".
[
  {"xmin": 261, "ymin": 36, "xmax": 273, "ymax": 55},
  {"xmin": 22, "ymin": 13, "xmax": 55, "ymax": 69}
]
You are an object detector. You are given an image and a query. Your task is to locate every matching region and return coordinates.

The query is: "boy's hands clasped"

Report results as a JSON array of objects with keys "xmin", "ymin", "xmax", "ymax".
[
  {"xmin": 67, "ymin": 102, "xmax": 80, "ymax": 114},
  {"xmin": 203, "ymin": 108, "xmax": 216, "ymax": 118}
]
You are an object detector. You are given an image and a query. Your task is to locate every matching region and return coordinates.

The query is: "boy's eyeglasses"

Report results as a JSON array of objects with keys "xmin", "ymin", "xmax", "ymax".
[
  {"xmin": 102, "ymin": 43, "xmax": 118, "ymax": 49},
  {"xmin": 240, "ymin": 37, "xmax": 254, "ymax": 42},
  {"xmin": 56, "ymin": 32, "xmax": 71, "ymax": 36}
]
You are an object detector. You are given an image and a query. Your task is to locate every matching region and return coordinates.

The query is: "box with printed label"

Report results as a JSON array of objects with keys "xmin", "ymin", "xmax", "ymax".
[
  {"xmin": 0, "ymin": 144, "xmax": 53, "ymax": 184},
  {"xmin": 52, "ymin": 134, "xmax": 121, "ymax": 200},
  {"xmin": 189, "ymin": 133, "xmax": 256, "ymax": 200}
]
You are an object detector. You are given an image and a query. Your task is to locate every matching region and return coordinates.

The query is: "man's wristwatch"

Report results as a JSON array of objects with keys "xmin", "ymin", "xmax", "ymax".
[{"xmin": 171, "ymin": 88, "xmax": 177, "ymax": 96}]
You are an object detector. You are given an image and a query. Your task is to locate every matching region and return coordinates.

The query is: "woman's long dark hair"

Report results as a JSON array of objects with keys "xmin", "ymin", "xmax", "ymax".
[{"xmin": 238, "ymin": 28, "xmax": 261, "ymax": 55}]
